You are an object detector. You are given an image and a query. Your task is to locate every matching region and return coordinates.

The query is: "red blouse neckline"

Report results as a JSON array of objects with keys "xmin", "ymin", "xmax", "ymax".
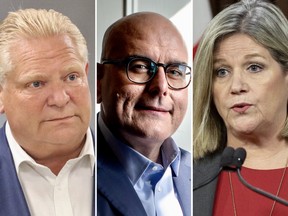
[{"xmin": 213, "ymin": 167, "xmax": 288, "ymax": 216}]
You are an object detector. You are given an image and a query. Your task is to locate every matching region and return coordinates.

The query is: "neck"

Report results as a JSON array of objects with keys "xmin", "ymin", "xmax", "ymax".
[
  {"xmin": 120, "ymin": 133, "xmax": 164, "ymax": 163},
  {"xmin": 227, "ymin": 133, "xmax": 288, "ymax": 169},
  {"xmin": 133, "ymin": 144, "xmax": 163, "ymax": 164},
  {"xmin": 35, "ymin": 146, "xmax": 83, "ymax": 175},
  {"xmin": 23, "ymin": 139, "xmax": 85, "ymax": 175}
]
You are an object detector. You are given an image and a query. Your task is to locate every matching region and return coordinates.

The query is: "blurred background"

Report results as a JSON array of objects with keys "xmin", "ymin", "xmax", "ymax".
[{"xmin": 194, "ymin": 0, "xmax": 288, "ymax": 56}]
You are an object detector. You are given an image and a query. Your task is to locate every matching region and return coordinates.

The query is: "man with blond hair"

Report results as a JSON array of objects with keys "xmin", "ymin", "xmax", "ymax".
[{"xmin": 0, "ymin": 8, "xmax": 94, "ymax": 215}]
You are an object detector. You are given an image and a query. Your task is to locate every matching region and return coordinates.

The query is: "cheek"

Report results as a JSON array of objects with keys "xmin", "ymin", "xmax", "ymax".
[
  {"xmin": 3, "ymin": 94, "xmax": 41, "ymax": 127},
  {"xmin": 212, "ymin": 81, "xmax": 225, "ymax": 103},
  {"xmin": 75, "ymin": 90, "xmax": 92, "ymax": 120},
  {"xmin": 212, "ymin": 94, "xmax": 220, "ymax": 110},
  {"xmin": 102, "ymin": 83, "xmax": 144, "ymax": 122},
  {"xmin": 212, "ymin": 86, "xmax": 219, "ymax": 108},
  {"xmin": 3, "ymin": 90, "xmax": 34, "ymax": 109},
  {"xmin": 212, "ymin": 86, "xmax": 226, "ymax": 117},
  {"xmin": 115, "ymin": 86, "xmax": 143, "ymax": 113},
  {"xmin": 72, "ymin": 86, "xmax": 91, "ymax": 104},
  {"xmin": 172, "ymin": 90, "xmax": 189, "ymax": 120}
]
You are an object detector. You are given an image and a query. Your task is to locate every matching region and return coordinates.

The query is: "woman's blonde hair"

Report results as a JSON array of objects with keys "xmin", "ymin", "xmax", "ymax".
[
  {"xmin": 194, "ymin": 0, "xmax": 288, "ymax": 160},
  {"xmin": 0, "ymin": 8, "xmax": 88, "ymax": 84}
]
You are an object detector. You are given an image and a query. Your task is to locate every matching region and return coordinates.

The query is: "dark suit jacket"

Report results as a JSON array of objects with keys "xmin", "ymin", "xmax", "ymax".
[
  {"xmin": 97, "ymin": 126, "xmax": 191, "ymax": 216},
  {"xmin": 193, "ymin": 151, "xmax": 222, "ymax": 216},
  {"xmin": 0, "ymin": 124, "xmax": 30, "ymax": 216}
]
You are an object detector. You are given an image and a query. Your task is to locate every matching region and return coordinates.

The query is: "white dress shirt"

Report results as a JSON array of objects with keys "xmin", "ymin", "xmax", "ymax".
[{"xmin": 6, "ymin": 122, "xmax": 95, "ymax": 216}]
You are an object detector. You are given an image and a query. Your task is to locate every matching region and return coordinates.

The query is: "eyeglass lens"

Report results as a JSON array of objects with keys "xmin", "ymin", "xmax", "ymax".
[{"xmin": 127, "ymin": 58, "xmax": 191, "ymax": 89}]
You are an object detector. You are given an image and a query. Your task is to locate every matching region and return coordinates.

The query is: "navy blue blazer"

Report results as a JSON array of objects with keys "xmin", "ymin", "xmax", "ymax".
[
  {"xmin": 0, "ymin": 124, "xmax": 30, "ymax": 216},
  {"xmin": 97, "ymin": 126, "xmax": 191, "ymax": 216}
]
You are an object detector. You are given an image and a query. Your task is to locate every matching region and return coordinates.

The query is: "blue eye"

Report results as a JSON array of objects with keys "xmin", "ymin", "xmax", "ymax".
[
  {"xmin": 64, "ymin": 73, "xmax": 84, "ymax": 86},
  {"xmin": 215, "ymin": 68, "xmax": 229, "ymax": 77},
  {"xmin": 68, "ymin": 74, "xmax": 76, "ymax": 81},
  {"xmin": 29, "ymin": 81, "xmax": 43, "ymax": 88},
  {"xmin": 66, "ymin": 73, "xmax": 79, "ymax": 82},
  {"xmin": 248, "ymin": 64, "xmax": 263, "ymax": 73}
]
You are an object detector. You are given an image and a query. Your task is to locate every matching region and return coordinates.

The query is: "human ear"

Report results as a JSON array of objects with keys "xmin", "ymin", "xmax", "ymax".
[
  {"xmin": 285, "ymin": 70, "xmax": 288, "ymax": 89},
  {"xmin": 0, "ymin": 85, "xmax": 5, "ymax": 114},
  {"xmin": 97, "ymin": 63, "xmax": 104, "ymax": 103},
  {"xmin": 85, "ymin": 63, "xmax": 89, "ymax": 75}
]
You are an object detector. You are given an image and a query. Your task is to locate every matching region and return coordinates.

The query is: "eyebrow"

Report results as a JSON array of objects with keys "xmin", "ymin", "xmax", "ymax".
[
  {"xmin": 131, "ymin": 54, "xmax": 187, "ymax": 65},
  {"xmin": 17, "ymin": 72, "xmax": 49, "ymax": 84},
  {"xmin": 61, "ymin": 63, "xmax": 85, "ymax": 73},
  {"xmin": 214, "ymin": 52, "xmax": 267, "ymax": 64},
  {"xmin": 243, "ymin": 53, "xmax": 267, "ymax": 61}
]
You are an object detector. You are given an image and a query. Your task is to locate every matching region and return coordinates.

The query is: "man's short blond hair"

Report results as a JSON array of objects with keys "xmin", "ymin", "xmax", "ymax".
[{"xmin": 0, "ymin": 8, "xmax": 88, "ymax": 84}]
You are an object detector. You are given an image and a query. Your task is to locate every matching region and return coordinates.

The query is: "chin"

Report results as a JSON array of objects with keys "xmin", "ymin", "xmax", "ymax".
[
  {"xmin": 47, "ymin": 128, "xmax": 86, "ymax": 145},
  {"xmin": 130, "ymin": 127, "xmax": 171, "ymax": 142},
  {"xmin": 231, "ymin": 125, "xmax": 258, "ymax": 136}
]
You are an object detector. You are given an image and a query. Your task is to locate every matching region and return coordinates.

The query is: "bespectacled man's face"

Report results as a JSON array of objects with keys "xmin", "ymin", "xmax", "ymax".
[{"xmin": 98, "ymin": 22, "xmax": 189, "ymax": 146}]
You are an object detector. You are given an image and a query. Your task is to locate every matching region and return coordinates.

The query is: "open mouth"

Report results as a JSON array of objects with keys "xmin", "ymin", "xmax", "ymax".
[{"xmin": 231, "ymin": 103, "xmax": 251, "ymax": 113}]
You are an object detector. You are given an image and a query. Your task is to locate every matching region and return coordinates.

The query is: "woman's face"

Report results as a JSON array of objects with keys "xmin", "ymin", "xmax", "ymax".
[{"xmin": 212, "ymin": 33, "xmax": 288, "ymax": 138}]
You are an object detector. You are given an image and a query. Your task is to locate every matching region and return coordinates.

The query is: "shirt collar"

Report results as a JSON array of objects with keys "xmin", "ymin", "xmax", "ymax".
[
  {"xmin": 6, "ymin": 122, "xmax": 95, "ymax": 175},
  {"xmin": 98, "ymin": 115, "xmax": 181, "ymax": 184},
  {"xmin": 79, "ymin": 128, "xmax": 95, "ymax": 174}
]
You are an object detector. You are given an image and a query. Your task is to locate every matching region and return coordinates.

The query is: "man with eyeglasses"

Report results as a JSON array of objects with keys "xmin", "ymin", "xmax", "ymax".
[{"xmin": 97, "ymin": 12, "xmax": 191, "ymax": 216}]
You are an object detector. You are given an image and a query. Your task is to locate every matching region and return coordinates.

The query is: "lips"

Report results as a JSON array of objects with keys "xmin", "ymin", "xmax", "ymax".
[
  {"xmin": 46, "ymin": 115, "xmax": 75, "ymax": 121},
  {"xmin": 231, "ymin": 103, "xmax": 252, "ymax": 113},
  {"xmin": 135, "ymin": 104, "xmax": 171, "ymax": 113}
]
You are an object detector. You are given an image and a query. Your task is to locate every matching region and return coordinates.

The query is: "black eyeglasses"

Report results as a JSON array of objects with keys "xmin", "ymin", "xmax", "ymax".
[{"xmin": 101, "ymin": 56, "xmax": 191, "ymax": 90}]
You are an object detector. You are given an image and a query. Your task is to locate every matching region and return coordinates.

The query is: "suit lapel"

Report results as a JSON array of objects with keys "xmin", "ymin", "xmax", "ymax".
[
  {"xmin": 0, "ymin": 123, "xmax": 30, "ymax": 215},
  {"xmin": 98, "ymin": 163, "xmax": 147, "ymax": 216},
  {"xmin": 97, "ymin": 127, "xmax": 147, "ymax": 216}
]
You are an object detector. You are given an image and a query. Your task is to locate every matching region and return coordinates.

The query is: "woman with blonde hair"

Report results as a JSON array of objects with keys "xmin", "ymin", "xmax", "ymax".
[{"xmin": 193, "ymin": 0, "xmax": 288, "ymax": 215}]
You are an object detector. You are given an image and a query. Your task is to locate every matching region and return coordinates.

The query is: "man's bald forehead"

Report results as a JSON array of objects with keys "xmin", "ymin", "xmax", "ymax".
[
  {"xmin": 101, "ymin": 12, "xmax": 184, "ymax": 60},
  {"xmin": 106, "ymin": 12, "xmax": 172, "ymax": 36},
  {"xmin": 118, "ymin": 12, "xmax": 171, "ymax": 26}
]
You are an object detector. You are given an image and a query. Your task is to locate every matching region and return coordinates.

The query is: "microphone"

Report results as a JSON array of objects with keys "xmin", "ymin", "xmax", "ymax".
[
  {"xmin": 233, "ymin": 147, "xmax": 246, "ymax": 168},
  {"xmin": 193, "ymin": 147, "xmax": 235, "ymax": 191},
  {"xmin": 231, "ymin": 147, "xmax": 288, "ymax": 206},
  {"xmin": 220, "ymin": 146, "xmax": 235, "ymax": 167}
]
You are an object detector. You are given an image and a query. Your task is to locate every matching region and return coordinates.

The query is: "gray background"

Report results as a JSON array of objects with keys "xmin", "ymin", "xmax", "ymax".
[{"xmin": 0, "ymin": 0, "xmax": 95, "ymax": 131}]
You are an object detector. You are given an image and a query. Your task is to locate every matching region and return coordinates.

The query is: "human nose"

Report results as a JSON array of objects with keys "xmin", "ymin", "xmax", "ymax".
[
  {"xmin": 47, "ymin": 83, "xmax": 70, "ymax": 107},
  {"xmin": 230, "ymin": 70, "xmax": 249, "ymax": 95},
  {"xmin": 147, "ymin": 66, "xmax": 169, "ymax": 96}
]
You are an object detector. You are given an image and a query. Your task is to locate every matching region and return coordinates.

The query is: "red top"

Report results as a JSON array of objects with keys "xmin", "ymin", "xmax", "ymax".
[{"xmin": 213, "ymin": 167, "xmax": 288, "ymax": 216}]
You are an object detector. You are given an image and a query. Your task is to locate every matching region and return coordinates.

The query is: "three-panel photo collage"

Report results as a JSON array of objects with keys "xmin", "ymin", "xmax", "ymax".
[{"xmin": 1, "ymin": 0, "xmax": 288, "ymax": 215}]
